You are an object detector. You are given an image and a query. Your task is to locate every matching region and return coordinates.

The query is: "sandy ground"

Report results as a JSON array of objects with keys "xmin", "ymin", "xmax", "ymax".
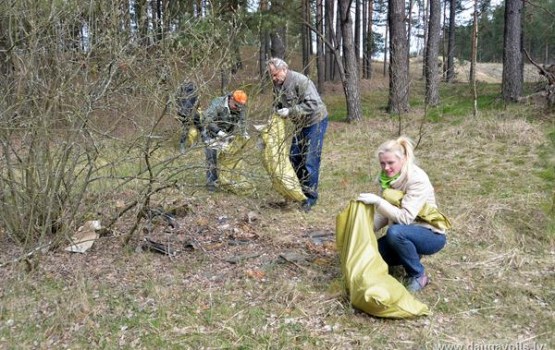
[{"xmin": 454, "ymin": 61, "xmax": 546, "ymax": 83}]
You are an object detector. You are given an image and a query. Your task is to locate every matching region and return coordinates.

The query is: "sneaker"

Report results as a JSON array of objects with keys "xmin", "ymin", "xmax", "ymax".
[
  {"xmin": 407, "ymin": 275, "xmax": 429, "ymax": 292},
  {"xmin": 207, "ymin": 183, "xmax": 216, "ymax": 193}
]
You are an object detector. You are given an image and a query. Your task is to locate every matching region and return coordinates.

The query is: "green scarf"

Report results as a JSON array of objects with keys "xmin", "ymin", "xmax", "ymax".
[{"xmin": 379, "ymin": 171, "xmax": 399, "ymax": 190}]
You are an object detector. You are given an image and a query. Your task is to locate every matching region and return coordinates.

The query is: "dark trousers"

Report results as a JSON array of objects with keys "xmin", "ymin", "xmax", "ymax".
[
  {"xmin": 289, "ymin": 116, "xmax": 328, "ymax": 206},
  {"xmin": 205, "ymin": 147, "xmax": 218, "ymax": 186},
  {"xmin": 378, "ymin": 224, "xmax": 446, "ymax": 278}
]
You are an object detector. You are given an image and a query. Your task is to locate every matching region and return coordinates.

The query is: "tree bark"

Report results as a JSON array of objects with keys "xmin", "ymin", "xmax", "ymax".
[
  {"xmin": 302, "ymin": 0, "xmax": 311, "ymax": 75},
  {"xmin": 355, "ymin": 0, "xmax": 361, "ymax": 71},
  {"xmin": 383, "ymin": 24, "xmax": 388, "ymax": 77},
  {"xmin": 388, "ymin": 0, "xmax": 410, "ymax": 114},
  {"xmin": 334, "ymin": 0, "xmax": 343, "ymax": 82},
  {"xmin": 316, "ymin": 0, "xmax": 325, "ymax": 92},
  {"xmin": 446, "ymin": 0, "xmax": 457, "ymax": 82},
  {"xmin": 470, "ymin": 0, "xmax": 479, "ymax": 117},
  {"xmin": 425, "ymin": 0, "xmax": 441, "ymax": 106},
  {"xmin": 502, "ymin": 0, "xmax": 524, "ymax": 102},
  {"xmin": 421, "ymin": 0, "xmax": 429, "ymax": 77},
  {"xmin": 270, "ymin": 32, "xmax": 286, "ymax": 59},
  {"xmin": 407, "ymin": 0, "xmax": 413, "ymax": 70},
  {"xmin": 339, "ymin": 0, "xmax": 363, "ymax": 122},
  {"xmin": 258, "ymin": 0, "xmax": 270, "ymax": 78},
  {"xmin": 362, "ymin": 0, "xmax": 374, "ymax": 80},
  {"xmin": 325, "ymin": 0, "xmax": 335, "ymax": 81}
]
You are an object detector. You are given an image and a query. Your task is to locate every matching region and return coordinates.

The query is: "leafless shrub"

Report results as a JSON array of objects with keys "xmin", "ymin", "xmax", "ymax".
[{"xmin": 0, "ymin": 1, "xmax": 254, "ymax": 248}]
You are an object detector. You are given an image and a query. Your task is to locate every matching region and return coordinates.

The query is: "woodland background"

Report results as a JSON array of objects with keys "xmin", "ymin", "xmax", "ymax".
[{"xmin": 0, "ymin": 0, "xmax": 554, "ymax": 349}]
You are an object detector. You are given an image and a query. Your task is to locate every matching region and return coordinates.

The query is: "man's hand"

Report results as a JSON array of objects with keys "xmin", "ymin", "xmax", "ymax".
[
  {"xmin": 357, "ymin": 193, "xmax": 381, "ymax": 205},
  {"xmin": 277, "ymin": 108, "xmax": 290, "ymax": 117},
  {"xmin": 217, "ymin": 130, "xmax": 227, "ymax": 138}
]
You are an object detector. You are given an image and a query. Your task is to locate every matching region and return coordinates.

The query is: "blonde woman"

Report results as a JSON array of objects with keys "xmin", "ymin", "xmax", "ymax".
[{"xmin": 357, "ymin": 136, "xmax": 448, "ymax": 292}]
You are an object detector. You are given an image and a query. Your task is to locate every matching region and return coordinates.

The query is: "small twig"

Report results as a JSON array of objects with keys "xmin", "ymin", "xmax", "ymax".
[
  {"xmin": 0, "ymin": 241, "xmax": 52, "ymax": 268},
  {"xmin": 278, "ymin": 254, "xmax": 316, "ymax": 274}
]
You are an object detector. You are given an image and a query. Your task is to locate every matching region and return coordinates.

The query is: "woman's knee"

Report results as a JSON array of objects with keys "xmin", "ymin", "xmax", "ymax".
[{"xmin": 385, "ymin": 224, "xmax": 406, "ymax": 241}]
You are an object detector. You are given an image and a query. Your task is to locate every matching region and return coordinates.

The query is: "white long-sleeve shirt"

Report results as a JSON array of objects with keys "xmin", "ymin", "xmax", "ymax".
[{"xmin": 373, "ymin": 165, "xmax": 446, "ymax": 234}]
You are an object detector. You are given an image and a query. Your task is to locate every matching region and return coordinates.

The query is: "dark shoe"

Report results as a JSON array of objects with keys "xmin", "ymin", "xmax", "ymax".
[
  {"xmin": 407, "ymin": 275, "xmax": 429, "ymax": 292},
  {"xmin": 207, "ymin": 183, "xmax": 216, "ymax": 192}
]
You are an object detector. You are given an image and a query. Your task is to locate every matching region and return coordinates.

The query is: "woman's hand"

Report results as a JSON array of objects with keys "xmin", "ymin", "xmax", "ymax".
[{"xmin": 357, "ymin": 193, "xmax": 381, "ymax": 205}]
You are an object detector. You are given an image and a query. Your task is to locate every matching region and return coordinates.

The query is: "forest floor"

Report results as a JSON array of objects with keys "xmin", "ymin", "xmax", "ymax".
[{"xmin": 0, "ymin": 60, "xmax": 554, "ymax": 349}]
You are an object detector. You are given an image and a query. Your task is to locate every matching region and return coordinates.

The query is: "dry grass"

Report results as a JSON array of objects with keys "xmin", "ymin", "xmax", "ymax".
[{"xmin": 0, "ymin": 66, "xmax": 554, "ymax": 349}]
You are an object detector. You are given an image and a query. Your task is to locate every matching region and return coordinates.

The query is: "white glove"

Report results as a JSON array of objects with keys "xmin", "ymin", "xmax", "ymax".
[
  {"xmin": 277, "ymin": 108, "xmax": 290, "ymax": 117},
  {"xmin": 204, "ymin": 137, "xmax": 214, "ymax": 146},
  {"xmin": 357, "ymin": 193, "xmax": 381, "ymax": 205},
  {"xmin": 217, "ymin": 130, "xmax": 227, "ymax": 138}
]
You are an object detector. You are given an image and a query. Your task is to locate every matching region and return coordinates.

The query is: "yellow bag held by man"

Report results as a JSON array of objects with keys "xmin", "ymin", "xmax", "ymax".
[
  {"xmin": 218, "ymin": 135, "xmax": 255, "ymax": 195},
  {"xmin": 257, "ymin": 115, "xmax": 306, "ymax": 202},
  {"xmin": 336, "ymin": 200, "xmax": 431, "ymax": 318},
  {"xmin": 382, "ymin": 188, "xmax": 452, "ymax": 231}
]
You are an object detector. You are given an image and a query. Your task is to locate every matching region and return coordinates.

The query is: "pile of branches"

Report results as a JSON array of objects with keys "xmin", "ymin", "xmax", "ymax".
[{"xmin": 523, "ymin": 50, "xmax": 555, "ymax": 109}]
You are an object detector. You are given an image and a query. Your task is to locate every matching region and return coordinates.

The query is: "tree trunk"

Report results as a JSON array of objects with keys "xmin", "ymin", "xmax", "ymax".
[
  {"xmin": 269, "ymin": 0, "xmax": 286, "ymax": 59},
  {"xmin": 302, "ymin": 0, "xmax": 311, "ymax": 75},
  {"xmin": 325, "ymin": 0, "xmax": 335, "ymax": 81},
  {"xmin": 388, "ymin": 0, "xmax": 410, "ymax": 114},
  {"xmin": 334, "ymin": 0, "xmax": 343, "ymax": 82},
  {"xmin": 260, "ymin": 30, "xmax": 271, "ymax": 78},
  {"xmin": 446, "ymin": 0, "xmax": 456, "ymax": 82},
  {"xmin": 339, "ymin": 0, "xmax": 363, "ymax": 122},
  {"xmin": 441, "ymin": 0, "xmax": 447, "ymax": 79},
  {"xmin": 362, "ymin": 0, "xmax": 374, "ymax": 80},
  {"xmin": 355, "ymin": 0, "xmax": 361, "ymax": 72},
  {"xmin": 316, "ymin": 0, "xmax": 325, "ymax": 92},
  {"xmin": 259, "ymin": 0, "xmax": 270, "ymax": 78},
  {"xmin": 425, "ymin": 0, "xmax": 441, "ymax": 106},
  {"xmin": 421, "ymin": 0, "xmax": 429, "ymax": 78},
  {"xmin": 502, "ymin": 0, "xmax": 524, "ymax": 102},
  {"xmin": 407, "ymin": 0, "xmax": 413, "ymax": 69},
  {"xmin": 470, "ymin": 0, "xmax": 479, "ymax": 117},
  {"xmin": 383, "ymin": 24, "xmax": 388, "ymax": 77},
  {"xmin": 270, "ymin": 32, "xmax": 286, "ymax": 58}
]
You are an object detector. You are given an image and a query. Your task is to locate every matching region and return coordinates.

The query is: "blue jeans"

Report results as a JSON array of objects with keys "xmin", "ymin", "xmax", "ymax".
[
  {"xmin": 290, "ymin": 117, "xmax": 328, "ymax": 206},
  {"xmin": 378, "ymin": 224, "xmax": 446, "ymax": 278}
]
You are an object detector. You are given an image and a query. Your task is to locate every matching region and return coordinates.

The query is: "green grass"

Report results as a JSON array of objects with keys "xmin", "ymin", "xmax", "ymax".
[{"xmin": 1, "ymin": 76, "xmax": 555, "ymax": 349}]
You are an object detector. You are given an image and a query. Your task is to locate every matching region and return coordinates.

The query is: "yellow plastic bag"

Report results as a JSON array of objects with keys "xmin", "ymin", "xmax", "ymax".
[
  {"xmin": 257, "ymin": 115, "xmax": 306, "ymax": 202},
  {"xmin": 336, "ymin": 200, "xmax": 431, "ymax": 318},
  {"xmin": 382, "ymin": 188, "xmax": 452, "ymax": 231},
  {"xmin": 218, "ymin": 136, "xmax": 255, "ymax": 195},
  {"xmin": 177, "ymin": 107, "xmax": 202, "ymax": 147},
  {"xmin": 186, "ymin": 127, "xmax": 199, "ymax": 146}
]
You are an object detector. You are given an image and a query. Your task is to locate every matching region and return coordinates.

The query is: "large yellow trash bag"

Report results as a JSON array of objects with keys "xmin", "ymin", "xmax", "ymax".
[
  {"xmin": 257, "ymin": 115, "xmax": 306, "ymax": 202},
  {"xmin": 218, "ymin": 136, "xmax": 255, "ymax": 195},
  {"xmin": 336, "ymin": 200, "xmax": 431, "ymax": 318}
]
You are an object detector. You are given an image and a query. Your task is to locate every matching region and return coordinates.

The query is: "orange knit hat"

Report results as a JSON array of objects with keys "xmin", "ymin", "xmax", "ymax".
[{"xmin": 231, "ymin": 90, "xmax": 248, "ymax": 105}]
